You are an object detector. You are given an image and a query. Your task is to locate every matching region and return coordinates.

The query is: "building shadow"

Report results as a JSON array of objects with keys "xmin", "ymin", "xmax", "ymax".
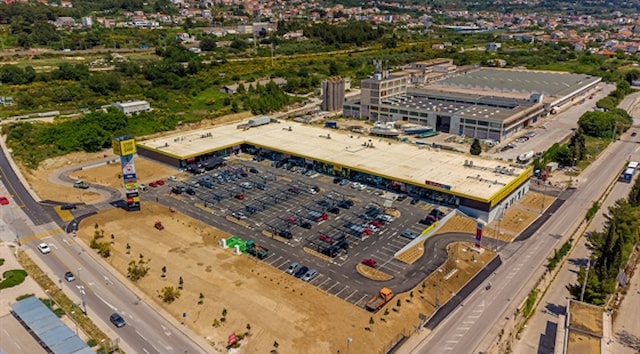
[
  {"xmin": 544, "ymin": 302, "xmax": 566, "ymax": 316},
  {"xmin": 537, "ymin": 321, "xmax": 558, "ymax": 354}
]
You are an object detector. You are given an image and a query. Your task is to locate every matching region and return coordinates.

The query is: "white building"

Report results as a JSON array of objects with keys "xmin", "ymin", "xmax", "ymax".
[{"xmin": 112, "ymin": 100, "xmax": 151, "ymax": 114}]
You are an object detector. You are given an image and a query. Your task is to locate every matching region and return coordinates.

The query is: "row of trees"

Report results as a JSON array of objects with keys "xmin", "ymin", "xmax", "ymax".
[{"xmin": 567, "ymin": 176, "xmax": 640, "ymax": 305}]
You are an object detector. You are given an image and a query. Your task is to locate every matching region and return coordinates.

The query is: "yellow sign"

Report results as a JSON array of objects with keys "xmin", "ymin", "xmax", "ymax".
[{"xmin": 113, "ymin": 138, "xmax": 137, "ymax": 156}]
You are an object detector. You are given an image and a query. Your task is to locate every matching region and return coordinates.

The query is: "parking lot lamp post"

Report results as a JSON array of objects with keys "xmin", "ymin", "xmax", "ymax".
[{"xmin": 346, "ymin": 337, "xmax": 352, "ymax": 354}]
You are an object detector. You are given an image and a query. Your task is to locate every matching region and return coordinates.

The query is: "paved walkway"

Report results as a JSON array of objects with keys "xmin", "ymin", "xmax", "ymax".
[{"xmin": 612, "ymin": 261, "xmax": 640, "ymax": 353}]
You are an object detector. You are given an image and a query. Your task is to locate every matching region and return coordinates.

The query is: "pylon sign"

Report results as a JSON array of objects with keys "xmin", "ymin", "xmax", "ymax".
[
  {"xmin": 113, "ymin": 135, "xmax": 140, "ymax": 211},
  {"xmin": 475, "ymin": 222, "xmax": 483, "ymax": 248}
]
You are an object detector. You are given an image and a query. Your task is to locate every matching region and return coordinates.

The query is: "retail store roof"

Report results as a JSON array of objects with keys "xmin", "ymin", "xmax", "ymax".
[{"xmin": 137, "ymin": 120, "xmax": 530, "ymax": 201}]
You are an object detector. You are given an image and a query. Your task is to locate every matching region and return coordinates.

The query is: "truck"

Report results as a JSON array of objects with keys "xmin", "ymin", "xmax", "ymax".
[
  {"xmin": 246, "ymin": 240, "xmax": 269, "ymax": 260},
  {"xmin": 366, "ymin": 288, "xmax": 394, "ymax": 312},
  {"xmin": 620, "ymin": 167, "xmax": 635, "ymax": 183},
  {"xmin": 324, "ymin": 121, "xmax": 338, "ymax": 129},
  {"xmin": 73, "ymin": 180, "xmax": 90, "ymax": 189},
  {"xmin": 247, "ymin": 116, "xmax": 271, "ymax": 128}
]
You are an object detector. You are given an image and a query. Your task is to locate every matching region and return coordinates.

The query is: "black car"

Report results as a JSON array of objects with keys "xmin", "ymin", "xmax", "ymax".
[
  {"xmin": 277, "ymin": 230, "xmax": 293, "ymax": 239},
  {"xmin": 61, "ymin": 204, "xmax": 77, "ymax": 210},
  {"xmin": 333, "ymin": 177, "xmax": 342, "ymax": 184},
  {"xmin": 396, "ymin": 195, "xmax": 407, "ymax": 202},
  {"xmin": 110, "ymin": 313, "xmax": 126, "ymax": 328},
  {"xmin": 185, "ymin": 187, "xmax": 196, "ymax": 195},
  {"xmin": 294, "ymin": 266, "xmax": 309, "ymax": 278},
  {"xmin": 300, "ymin": 221, "xmax": 312, "ymax": 230},
  {"xmin": 337, "ymin": 200, "xmax": 352, "ymax": 209},
  {"xmin": 171, "ymin": 186, "xmax": 185, "ymax": 194},
  {"xmin": 429, "ymin": 209, "xmax": 446, "ymax": 219},
  {"xmin": 410, "ymin": 198, "xmax": 420, "ymax": 205},
  {"xmin": 316, "ymin": 200, "xmax": 331, "ymax": 208},
  {"xmin": 249, "ymin": 167, "xmax": 259, "ymax": 174},
  {"xmin": 327, "ymin": 207, "xmax": 340, "ymax": 215}
]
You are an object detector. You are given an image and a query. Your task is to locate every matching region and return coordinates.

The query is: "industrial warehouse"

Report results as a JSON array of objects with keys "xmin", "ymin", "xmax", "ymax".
[
  {"xmin": 136, "ymin": 119, "xmax": 531, "ymax": 222},
  {"xmin": 343, "ymin": 66, "xmax": 601, "ymax": 141}
]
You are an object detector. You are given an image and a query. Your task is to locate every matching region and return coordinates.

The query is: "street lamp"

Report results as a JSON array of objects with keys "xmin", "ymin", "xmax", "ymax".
[
  {"xmin": 435, "ymin": 268, "xmax": 444, "ymax": 309},
  {"xmin": 346, "ymin": 337, "xmax": 352, "ymax": 354},
  {"xmin": 77, "ymin": 268, "xmax": 87, "ymax": 315}
]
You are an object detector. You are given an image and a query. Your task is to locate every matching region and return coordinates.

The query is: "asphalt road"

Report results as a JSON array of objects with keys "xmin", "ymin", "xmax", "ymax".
[
  {"xmin": 409, "ymin": 131, "xmax": 640, "ymax": 353},
  {"xmin": 514, "ymin": 138, "xmax": 640, "ymax": 353},
  {"xmin": 0, "ymin": 143, "xmax": 206, "ymax": 353}
]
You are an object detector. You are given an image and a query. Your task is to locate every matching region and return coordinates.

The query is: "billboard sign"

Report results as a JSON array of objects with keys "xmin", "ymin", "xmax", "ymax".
[
  {"xmin": 475, "ymin": 222, "xmax": 483, "ymax": 248},
  {"xmin": 112, "ymin": 136, "xmax": 137, "ymax": 156}
]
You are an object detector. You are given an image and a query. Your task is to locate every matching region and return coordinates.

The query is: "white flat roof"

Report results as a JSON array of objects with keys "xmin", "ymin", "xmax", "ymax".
[{"xmin": 137, "ymin": 121, "xmax": 530, "ymax": 201}]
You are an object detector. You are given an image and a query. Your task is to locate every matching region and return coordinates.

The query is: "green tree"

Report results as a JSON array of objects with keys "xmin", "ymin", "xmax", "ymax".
[
  {"xmin": 199, "ymin": 36, "xmax": 217, "ymax": 52},
  {"xmin": 160, "ymin": 286, "xmax": 181, "ymax": 303},
  {"xmin": 567, "ymin": 129, "xmax": 586, "ymax": 161},
  {"xmin": 470, "ymin": 138, "xmax": 481, "ymax": 155}
]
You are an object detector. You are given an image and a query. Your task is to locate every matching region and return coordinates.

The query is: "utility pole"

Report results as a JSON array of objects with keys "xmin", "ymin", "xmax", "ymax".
[{"xmin": 271, "ymin": 42, "xmax": 274, "ymax": 68}]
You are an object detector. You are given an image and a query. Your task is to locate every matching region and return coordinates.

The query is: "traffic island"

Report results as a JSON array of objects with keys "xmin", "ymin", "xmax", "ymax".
[{"xmin": 356, "ymin": 264, "xmax": 394, "ymax": 281}]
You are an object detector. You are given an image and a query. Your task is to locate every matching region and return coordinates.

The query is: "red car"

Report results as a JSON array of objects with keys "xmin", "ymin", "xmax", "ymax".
[
  {"xmin": 362, "ymin": 259, "xmax": 377, "ymax": 268},
  {"xmin": 156, "ymin": 179, "xmax": 165, "ymax": 186},
  {"xmin": 285, "ymin": 216, "xmax": 297, "ymax": 224},
  {"xmin": 370, "ymin": 220, "xmax": 383, "ymax": 228},
  {"xmin": 149, "ymin": 181, "xmax": 158, "ymax": 188},
  {"xmin": 319, "ymin": 234, "xmax": 333, "ymax": 243},
  {"xmin": 0, "ymin": 196, "xmax": 9, "ymax": 205},
  {"xmin": 234, "ymin": 193, "xmax": 244, "ymax": 200}
]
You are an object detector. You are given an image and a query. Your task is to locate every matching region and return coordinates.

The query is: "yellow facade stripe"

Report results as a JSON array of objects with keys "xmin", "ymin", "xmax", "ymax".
[{"xmin": 488, "ymin": 166, "xmax": 533, "ymax": 207}]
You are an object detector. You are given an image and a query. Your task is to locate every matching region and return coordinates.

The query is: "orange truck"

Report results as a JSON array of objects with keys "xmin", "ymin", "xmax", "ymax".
[{"xmin": 365, "ymin": 288, "xmax": 394, "ymax": 312}]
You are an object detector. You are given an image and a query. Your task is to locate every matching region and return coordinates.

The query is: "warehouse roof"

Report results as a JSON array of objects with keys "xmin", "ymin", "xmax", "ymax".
[
  {"xmin": 438, "ymin": 68, "xmax": 600, "ymax": 99},
  {"xmin": 137, "ymin": 120, "xmax": 530, "ymax": 201}
]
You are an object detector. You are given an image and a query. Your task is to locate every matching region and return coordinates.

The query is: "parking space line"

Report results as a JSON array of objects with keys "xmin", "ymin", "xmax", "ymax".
[
  {"xmin": 317, "ymin": 277, "xmax": 332, "ymax": 288},
  {"xmin": 335, "ymin": 286, "xmax": 349, "ymax": 297},
  {"xmin": 326, "ymin": 282, "xmax": 339, "ymax": 292},
  {"xmin": 268, "ymin": 256, "xmax": 283, "ymax": 265},
  {"xmin": 276, "ymin": 259, "xmax": 290, "ymax": 269},
  {"xmin": 354, "ymin": 294, "xmax": 369, "ymax": 307}
]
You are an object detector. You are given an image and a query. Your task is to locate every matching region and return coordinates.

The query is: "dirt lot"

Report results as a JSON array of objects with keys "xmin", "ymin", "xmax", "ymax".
[
  {"xmin": 20, "ymin": 151, "xmax": 177, "ymax": 204},
  {"xmin": 76, "ymin": 202, "xmax": 495, "ymax": 353},
  {"xmin": 20, "ymin": 149, "xmax": 549, "ymax": 353}
]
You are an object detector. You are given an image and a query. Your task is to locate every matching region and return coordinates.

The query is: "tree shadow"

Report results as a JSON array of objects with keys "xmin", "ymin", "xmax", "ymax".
[
  {"xmin": 544, "ymin": 302, "xmax": 566, "ymax": 316},
  {"xmin": 616, "ymin": 330, "xmax": 640, "ymax": 352},
  {"xmin": 537, "ymin": 321, "xmax": 557, "ymax": 354},
  {"xmin": 567, "ymin": 257, "xmax": 589, "ymax": 267}
]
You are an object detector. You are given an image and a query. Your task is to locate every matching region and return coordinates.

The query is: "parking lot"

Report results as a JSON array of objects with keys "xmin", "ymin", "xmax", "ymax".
[{"xmin": 146, "ymin": 159, "xmax": 451, "ymax": 308}]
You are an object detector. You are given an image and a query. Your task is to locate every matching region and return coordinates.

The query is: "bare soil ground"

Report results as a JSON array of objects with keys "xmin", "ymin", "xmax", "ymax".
[
  {"xmin": 569, "ymin": 301, "xmax": 603, "ymax": 335},
  {"xmin": 20, "ymin": 151, "xmax": 177, "ymax": 204},
  {"xmin": 19, "ymin": 148, "xmax": 553, "ymax": 353},
  {"xmin": 567, "ymin": 332, "xmax": 601, "ymax": 354},
  {"xmin": 76, "ymin": 203, "xmax": 495, "ymax": 354}
]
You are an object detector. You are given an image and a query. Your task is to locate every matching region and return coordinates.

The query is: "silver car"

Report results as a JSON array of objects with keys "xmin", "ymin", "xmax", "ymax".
[{"xmin": 285, "ymin": 262, "xmax": 299, "ymax": 275}]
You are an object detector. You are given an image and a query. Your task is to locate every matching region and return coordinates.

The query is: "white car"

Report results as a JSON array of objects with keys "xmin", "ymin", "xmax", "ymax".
[
  {"xmin": 38, "ymin": 243, "xmax": 51, "ymax": 254},
  {"xmin": 168, "ymin": 176, "xmax": 177, "ymax": 182},
  {"xmin": 368, "ymin": 224, "xmax": 379, "ymax": 232}
]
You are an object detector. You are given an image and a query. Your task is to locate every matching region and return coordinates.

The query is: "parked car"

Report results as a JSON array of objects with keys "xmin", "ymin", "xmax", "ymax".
[
  {"xmin": 301, "ymin": 269, "xmax": 318, "ymax": 282},
  {"xmin": 327, "ymin": 207, "xmax": 340, "ymax": 215},
  {"xmin": 339, "ymin": 179, "xmax": 350, "ymax": 186},
  {"xmin": 185, "ymin": 187, "xmax": 196, "ymax": 195},
  {"xmin": 396, "ymin": 195, "xmax": 407, "ymax": 202},
  {"xmin": 632, "ymin": 131, "xmax": 637, "ymax": 137},
  {"xmin": 277, "ymin": 230, "xmax": 293, "ymax": 239},
  {"xmin": 168, "ymin": 176, "xmax": 177, "ymax": 182},
  {"xmin": 61, "ymin": 203, "xmax": 77, "ymax": 210},
  {"xmin": 234, "ymin": 193, "xmax": 244, "ymax": 200},
  {"xmin": 410, "ymin": 198, "xmax": 420, "ymax": 205},
  {"xmin": 401, "ymin": 230, "xmax": 419, "ymax": 240},
  {"xmin": 38, "ymin": 243, "xmax": 51, "ymax": 254},
  {"xmin": 300, "ymin": 221, "xmax": 312, "ymax": 229},
  {"xmin": 109, "ymin": 313, "xmax": 126, "ymax": 328},
  {"xmin": 231, "ymin": 212, "xmax": 247, "ymax": 220},
  {"xmin": 429, "ymin": 209, "xmax": 446, "ymax": 219},
  {"xmin": 285, "ymin": 262, "xmax": 299, "ymax": 275},
  {"xmin": 156, "ymin": 179, "xmax": 165, "ymax": 186},
  {"xmin": 0, "ymin": 196, "xmax": 9, "ymax": 205},
  {"xmin": 249, "ymin": 167, "xmax": 260, "ymax": 174},
  {"xmin": 294, "ymin": 266, "xmax": 309, "ymax": 278},
  {"xmin": 149, "ymin": 181, "xmax": 158, "ymax": 188},
  {"xmin": 64, "ymin": 271, "xmax": 75, "ymax": 282},
  {"xmin": 361, "ymin": 259, "xmax": 377, "ymax": 268}
]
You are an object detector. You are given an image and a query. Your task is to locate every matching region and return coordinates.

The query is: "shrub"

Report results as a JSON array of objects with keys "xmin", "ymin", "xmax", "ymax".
[
  {"xmin": 160, "ymin": 286, "xmax": 181, "ymax": 303},
  {"xmin": 0, "ymin": 269, "xmax": 28, "ymax": 289},
  {"xmin": 16, "ymin": 293, "xmax": 35, "ymax": 301},
  {"xmin": 87, "ymin": 339, "xmax": 98, "ymax": 347}
]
